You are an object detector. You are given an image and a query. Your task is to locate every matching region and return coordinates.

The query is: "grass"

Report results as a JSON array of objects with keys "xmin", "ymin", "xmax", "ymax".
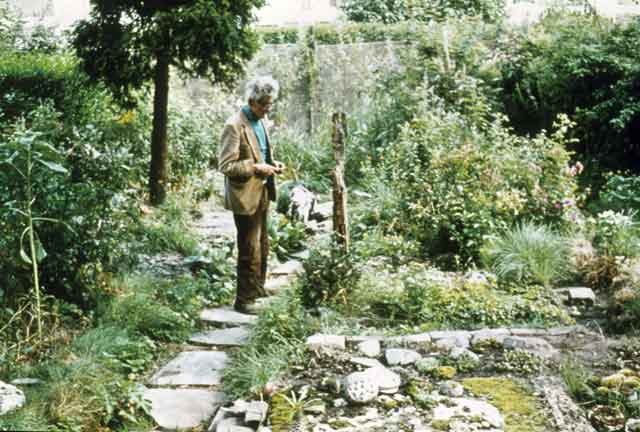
[
  {"xmin": 481, "ymin": 222, "xmax": 570, "ymax": 287},
  {"xmin": 222, "ymin": 287, "xmax": 319, "ymax": 400},
  {"xmin": 462, "ymin": 377, "xmax": 549, "ymax": 432}
]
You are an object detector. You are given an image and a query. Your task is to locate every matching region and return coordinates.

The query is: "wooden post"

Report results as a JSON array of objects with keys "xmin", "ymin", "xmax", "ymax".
[{"xmin": 332, "ymin": 112, "xmax": 349, "ymax": 250}]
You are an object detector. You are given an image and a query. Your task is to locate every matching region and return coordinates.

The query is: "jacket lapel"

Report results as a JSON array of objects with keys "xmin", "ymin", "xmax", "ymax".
[{"xmin": 239, "ymin": 110, "xmax": 262, "ymax": 163}]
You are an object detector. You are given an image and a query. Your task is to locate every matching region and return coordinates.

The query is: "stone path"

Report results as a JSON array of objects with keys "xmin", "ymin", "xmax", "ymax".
[{"xmin": 142, "ymin": 181, "xmax": 313, "ymax": 431}]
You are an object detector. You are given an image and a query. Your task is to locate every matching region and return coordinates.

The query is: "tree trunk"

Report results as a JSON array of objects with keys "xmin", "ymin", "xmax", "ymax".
[{"xmin": 149, "ymin": 51, "xmax": 170, "ymax": 205}]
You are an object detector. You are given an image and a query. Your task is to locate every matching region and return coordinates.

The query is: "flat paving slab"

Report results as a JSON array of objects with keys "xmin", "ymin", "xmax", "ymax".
[
  {"xmin": 189, "ymin": 327, "xmax": 250, "ymax": 346},
  {"xmin": 265, "ymin": 275, "xmax": 294, "ymax": 295},
  {"xmin": 144, "ymin": 388, "xmax": 225, "ymax": 430},
  {"xmin": 270, "ymin": 260, "xmax": 304, "ymax": 276},
  {"xmin": 200, "ymin": 307, "xmax": 257, "ymax": 325},
  {"xmin": 149, "ymin": 351, "xmax": 229, "ymax": 386}
]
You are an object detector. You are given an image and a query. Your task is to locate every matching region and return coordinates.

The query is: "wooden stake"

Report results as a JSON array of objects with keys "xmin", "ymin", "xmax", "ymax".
[{"xmin": 332, "ymin": 112, "xmax": 349, "ymax": 250}]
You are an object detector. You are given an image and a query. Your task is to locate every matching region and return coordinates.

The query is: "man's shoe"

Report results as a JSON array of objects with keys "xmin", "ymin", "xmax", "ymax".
[{"xmin": 233, "ymin": 302, "xmax": 261, "ymax": 315}]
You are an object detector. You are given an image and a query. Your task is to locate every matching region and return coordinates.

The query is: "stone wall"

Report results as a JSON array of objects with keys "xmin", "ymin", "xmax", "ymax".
[{"xmin": 172, "ymin": 41, "xmax": 405, "ymax": 133}]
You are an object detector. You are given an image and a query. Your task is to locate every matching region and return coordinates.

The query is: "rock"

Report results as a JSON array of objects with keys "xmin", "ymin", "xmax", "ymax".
[
  {"xmin": 9, "ymin": 378, "xmax": 42, "ymax": 386},
  {"xmin": 435, "ymin": 336, "xmax": 470, "ymax": 351},
  {"xmin": 462, "ymin": 271, "xmax": 494, "ymax": 287},
  {"xmin": 227, "ymin": 399, "xmax": 250, "ymax": 415},
  {"xmin": 363, "ymin": 367, "xmax": 401, "ymax": 394},
  {"xmin": 357, "ymin": 340, "xmax": 381, "ymax": 357},
  {"xmin": 270, "ymin": 260, "xmax": 304, "ymax": 276},
  {"xmin": 345, "ymin": 371, "xmax": 379, "ymax": 403},
  {"xmin": 503, "ymin": 336, "xmax": 558, "ymax": 360},
  {"xmin": 190, "ymin": 327, "xmax": 250, "ymax": 346},
  {"xmin": 432, "ymin": 398, "xmax": 504, "ymax": 429},
  {"xmin": 0, "ymin": 381, "xmax": 25, "ymax": 415},
  {"xmin": 144, "ymin": 388, "xmax": 225, "ymax": 430},
  {"xmin": 288, "ymin": 185, "xmax": 317, "ymax": 223},
  {"xmin": 627, "ymin": 419, "xmax": 640, "ymax": 432},
  {"xmin": 216, "ymin": 417, "xmax": 253, "ymax": 432},
  {"xmin": 149, "ymin": 351, "xmax": 228, "ymax": 386},
  {"xmin": 566, "ymin": 287, "xmax": 596, "ymax": 306},
  {"xmin": 333, "ymin": 398, "xmax": 347, "ymax": 408},
  {"xmin": 200, "ymin": 307, "xmax": 257, "ymax": 325},
  {"xmin": 449, "ymin": 347, "xmax": 480, "ymax": 363},
  {"xmin": 533, "ymin": 376, "xmax": 597, "ymax": 432},
  {"xmin": 470, "ymin": 328, "xmax": 510, "ymax": 347},
  {"xmin": 429, "ymin": 330, "xmax": 471, "ymax": 341},
  {"xmin": 398, "ymin": 332, "xmax": 432, "ymax": 345},
  {"xmin": 509, "ymin": 328, "xmax": 548, "ymax": 337},
  {"xmin": 439, "ymin": 381, "xmax": 464, "ymax": 397},
  {"xmin": 385, "ymin": 348, "xmax": 421, "ymax": 366},
  {"xmin": 245, "ymin": 401, "xmax": 269, "ymax": 424},
  {"xmin": 311, "ymin": 201, "xmax": 333, "ymax": 221},
  {"xmin": 415, "ymin": 357, "xmax": 440, "ymax": 374},
  {"xmin": 350, "ymin": 357, "xmax": 384, "ymax": 368},
  {"xmin": 307, "ymin": 334, "xmax": 346, "ymax": 351}
]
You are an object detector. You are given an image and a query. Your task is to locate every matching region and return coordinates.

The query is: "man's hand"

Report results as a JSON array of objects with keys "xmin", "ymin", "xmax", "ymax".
[
  {"xmin": 254, "ymin": 163, "xmax": 278, "ymax": 177},
  {"xmin": 273, "ymin": 161, "xmax": 286, "ymax": 174}
]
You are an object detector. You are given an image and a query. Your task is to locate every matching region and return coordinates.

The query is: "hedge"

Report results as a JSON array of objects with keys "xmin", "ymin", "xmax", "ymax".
[{"xmin": 258, "ymin": 22, "xmax": 415, "ymax": 45}]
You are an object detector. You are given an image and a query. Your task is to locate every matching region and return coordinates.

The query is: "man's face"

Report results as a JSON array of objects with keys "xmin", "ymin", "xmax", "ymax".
[{"xmin": 249, "ymin": 96, "xmax": 273, "ymax": 119}]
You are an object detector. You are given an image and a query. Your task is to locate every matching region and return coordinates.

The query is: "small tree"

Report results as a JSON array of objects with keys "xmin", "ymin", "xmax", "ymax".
[{"xmin": 73, "ymin": 0, "xmax": 266, "ymax": 204}]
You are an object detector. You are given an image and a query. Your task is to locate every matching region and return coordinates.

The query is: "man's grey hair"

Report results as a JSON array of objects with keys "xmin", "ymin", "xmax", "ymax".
[{"xmin": 245, "ymin": 76, "xmax": 279, "ymax": 102}]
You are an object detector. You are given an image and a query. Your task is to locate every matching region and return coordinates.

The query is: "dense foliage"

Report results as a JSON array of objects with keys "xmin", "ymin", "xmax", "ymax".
[
  {"xmin": 500, "ymin": 13, "xmax": 640, "ymax": 175},
  {"xmin": 340, "ymin": 0, "xmax": 505, "ymax": 23}
]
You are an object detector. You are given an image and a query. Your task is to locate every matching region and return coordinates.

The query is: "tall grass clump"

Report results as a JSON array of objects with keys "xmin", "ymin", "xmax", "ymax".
[
  {"xmin": 481, "ymin": 222, "xmax": 569, "ymax": 287},
  {"xmin": 223, "ymin": 288, "xmax": 318, "ymax": 399}
]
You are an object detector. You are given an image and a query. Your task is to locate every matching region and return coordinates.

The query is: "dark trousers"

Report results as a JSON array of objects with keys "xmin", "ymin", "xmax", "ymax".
[{"xmin": 233, "ymin": 200, "xmax": 269, "ymax": 306}]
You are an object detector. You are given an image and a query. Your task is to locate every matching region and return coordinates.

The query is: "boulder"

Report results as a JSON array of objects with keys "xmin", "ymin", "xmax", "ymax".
[
  {"xmin": 385, "ymin": 348, "xmax": 421, "ymax": 366},
  {"xmin": 356, "ymin": 340, "xmax": 381, "ymax": 358},
  {"xmin": 0, "ymin": 381, "xmax": 25, "ymax": 415},
  {"xmin": 345, "ymin": 371, "xmax": 379, "ymax": 403}
]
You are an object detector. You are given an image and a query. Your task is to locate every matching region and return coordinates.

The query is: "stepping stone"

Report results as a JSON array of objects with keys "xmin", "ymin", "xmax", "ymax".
[
  {"xmin": 149, "ymin": 351, "xmax": 229, "ymax": 386},
  {"xmin": 190, "ymin": 327, "xmax": 250, "ymax": 346},
  {"xmin": 270, "ymin": 260, "xmax": 304, "ymax": 276},
  {"xmin": 191, "ymin": 211, "xmax": 236, "ymax": 238},
  {"xmin": 200, "ymin": 307, "xmax": 257, "ymax": 325},
  {"xmin": 143, "ymin": 388, "xmax": 225, "ymax": 430},
  {"xmin": 265, "ymin": 275, "xmax": 293, "ymax": 295},
  {"xmin": 291, "ymin": 249, "xmax": 310, "ymax": 260}
]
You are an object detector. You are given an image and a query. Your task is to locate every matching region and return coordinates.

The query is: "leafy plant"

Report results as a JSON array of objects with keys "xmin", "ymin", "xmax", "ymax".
[
  {"xmin": 0, "ymin": 117, "xmax": 72, "ymax": 338},
  {"xmin": 297, "ymin": 240, "xmax": 361, "ymax": 308},
  {"xmin": 481, "ymin": 222, "xmax": 570, "ymax": 287},
  {"xmin": 597, "ymin": 173, "xmax": 640, "ymax": 215}
]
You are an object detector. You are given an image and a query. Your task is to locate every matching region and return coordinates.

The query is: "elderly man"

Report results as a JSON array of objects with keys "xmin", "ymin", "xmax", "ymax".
[{"xmin": 218, "ymin": 76, "xmax": 284, "ymax": 314}]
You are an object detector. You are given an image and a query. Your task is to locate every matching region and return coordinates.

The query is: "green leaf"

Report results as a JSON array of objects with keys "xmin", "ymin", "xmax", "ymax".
[
  {"xmin": 20, "ymin": 248, "xmax": 31, "ymax": 265},
  {"xmin": 36, "ymin": 159, "xmax": 67, "ymax": 173},
  {"xmin": 35, "ymin": 239, "xmax": 47, "ymax": 263}
]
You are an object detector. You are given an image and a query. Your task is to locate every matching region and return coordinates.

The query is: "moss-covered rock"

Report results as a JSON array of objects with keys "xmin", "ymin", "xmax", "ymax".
[{"xmin": 462, "ymin": 377, "xmax": 549, "ymax": 432}]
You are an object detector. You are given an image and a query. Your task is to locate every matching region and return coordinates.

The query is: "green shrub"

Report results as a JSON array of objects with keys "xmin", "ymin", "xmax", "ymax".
[
  {"xmin": 258, "ymin": 22, "xmax": 417, "ymax": 45},
  {"xmin": 499, "ymin": 12, "xmax": 640, "ymax": 175},
  {"xmin": 356, "ymin": 264, "xmax": 572, "ymax": 329},
  {"xmin": 340, "ymin": 0, "xmax": 505, "ymax": 23},
  {"xmin": 297, "ymin": 240, "xmax": 362, "ymax": 308},
  {"xmin": 597, "ymin": 173, "xmax": 640, "ymax": 216},
  {"xmin": 591, "ymin": 210, "xmax": 640, "ymax": 258},
  {"xmin": 375, "ymin": 96, "xmax": 578, "ymax": 263},
  {"xmin": 481, "ymin": 222, "xmax": 570, "ymax": 287},
  {"xmin": 269, "ymin": 214, "xmax": 308, "ymax": 261},
  {"xmin": 105, "ymin": 292, "xmax": 190, "ymax": 342}
]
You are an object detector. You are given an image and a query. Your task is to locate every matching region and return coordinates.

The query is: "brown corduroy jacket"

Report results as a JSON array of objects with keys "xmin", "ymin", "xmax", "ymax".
[{"xmin": 218, "ymin": 109, "xmax": 277, "ymax": 215}]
